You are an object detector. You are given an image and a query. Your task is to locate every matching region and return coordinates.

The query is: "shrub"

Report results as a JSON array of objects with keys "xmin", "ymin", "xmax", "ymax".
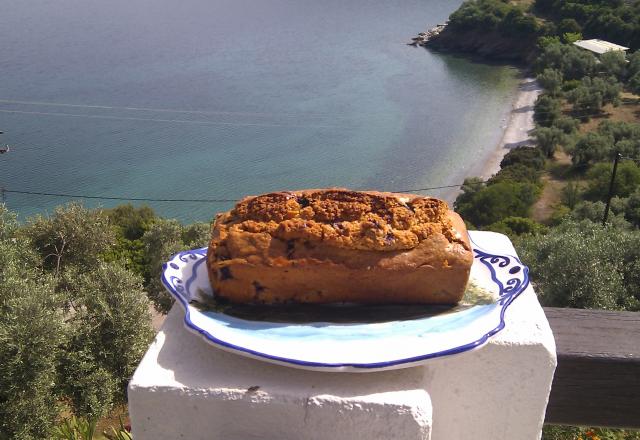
[
  {"xmin": 0, "ymin": 207, "xmax": 65, "ymax": 439},
  {"xmin": 551, "ymin": 115, "xmax": 579, "ymax": 136},
  {"xmin": 569, "ymin": 200, "xmax": 630, "ymax": 229},
  {"xmin": 561, "ymin": 180, "xmax": 582, "ymax": 209},
  {"xmin": 567, "ymin": 76, "xmax": 622, "ymax": 120},
  {"xmin": 625, "ymin": 188, "xmax": 640, "ymax": 227},
  {"xmin": 534, "ymin": 126, "xmax": 566, "ymax": 158},
  {"xmin": 534, "ymin": 95, "xmax": 562, "ymax": 127},
  {"xmin": 537, "ymin": 68, "xmax": 563, "ymax": 96},
  {"xmin": 22, "ymin": 203, "xmax": 115, "ymax": 274},
  {"xmin": 500, "ymin": 146, "xmax": 546, "ymax": 170},
  {"xmin": 104, "ymin": 204, "xmax": 157, "ymax": 241},
  {"xmin": 484, "ymin": 216, "xmax": 548, "ymax": 237},
  {"xmin": 599, "ymin": 50, "xmax": 628, "ymax": 82},
  {"xmin": 1, "ymin": 204, "xmax": 155, "ymax": 434},
  {"xmin": 516, "ymin": 221, "xmax": 640, "ymax": 310},
  {"xmin": 455, "ymin": 181, "xmax": 539, "ymax": 227},
  {"xmin": 535, "ymin": 42, "xmax": 596, "ymax": 81},
  {"xmin": 585, "ymin": 161, "xmax": 640, "ymax": 200},
  {"xmin": 142, "ymin": 219, "xmax": 210, "ymax": 314},
  {"xmin": 570, "ymin": 132, "xmax": 614, "ymax": 168},
  {"xmin": 488, "ymin": 164, "xmax": 542, "ymax": 186},
  {"xmin": 59, "ymin": 262, "xmax": 153, "ymax": 417}
]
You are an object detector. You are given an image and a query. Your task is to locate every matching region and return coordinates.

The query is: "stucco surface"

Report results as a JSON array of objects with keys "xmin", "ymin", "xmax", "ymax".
[{"xmin": 129, "ymin": 231, "xmax": 556, "ymax": 440}]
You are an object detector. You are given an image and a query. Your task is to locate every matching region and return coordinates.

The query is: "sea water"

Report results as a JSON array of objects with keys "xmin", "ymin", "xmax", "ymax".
[{"xmin": 0, "ymin": 0, "xmax": 519, "ymax": 222}]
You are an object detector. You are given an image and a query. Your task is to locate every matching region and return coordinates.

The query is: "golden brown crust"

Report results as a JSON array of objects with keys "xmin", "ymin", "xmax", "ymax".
[{"xmin": 207, "ymin": 188, "xmax": 473, "ymax": 305}]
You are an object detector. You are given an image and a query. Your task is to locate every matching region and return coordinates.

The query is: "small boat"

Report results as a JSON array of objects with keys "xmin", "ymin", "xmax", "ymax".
[{"xmin": 0, "ymin": 145, "xmax": 10, "ymax": 154}]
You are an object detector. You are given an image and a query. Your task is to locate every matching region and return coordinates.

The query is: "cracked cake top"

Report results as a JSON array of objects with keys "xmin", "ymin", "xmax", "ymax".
[{"xmin": 213, "ymin": 189, "xmax": 469, "ymax": 252}]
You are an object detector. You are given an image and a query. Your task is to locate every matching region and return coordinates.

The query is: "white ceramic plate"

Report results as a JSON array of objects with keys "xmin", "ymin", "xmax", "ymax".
[{"xmin": 161, "ymin": 231, "xmax": 528, "ymax": 372}]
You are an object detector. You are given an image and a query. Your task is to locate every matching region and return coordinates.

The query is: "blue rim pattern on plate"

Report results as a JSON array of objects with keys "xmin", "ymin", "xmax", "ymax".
[{"xmin": 161, "ymin": 235, "xmax": 529, "ymax": 371}]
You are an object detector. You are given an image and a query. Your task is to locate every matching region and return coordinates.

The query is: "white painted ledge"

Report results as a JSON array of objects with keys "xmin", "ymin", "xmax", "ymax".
[{"xmin": 129, "ymin": 232, "xmax": 556, "ymax": 440}]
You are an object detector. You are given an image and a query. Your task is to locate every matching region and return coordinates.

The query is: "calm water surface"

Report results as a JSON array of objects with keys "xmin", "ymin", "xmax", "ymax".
[{"xmin": 0, "ymin": 0, "xmax": 519, "ymax": 222}]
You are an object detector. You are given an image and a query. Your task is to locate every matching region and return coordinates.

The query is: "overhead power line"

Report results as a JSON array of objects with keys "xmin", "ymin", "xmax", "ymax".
[
  {"xmin": 2, "ymin": 189, "xmax": 238, "ymax": 203},
  {"xmin": 2, "ymin": 181, "xmax": 490, "ymax": 204},
  {"xmin": 0, "ymin": 109, "xmax": 342, "ymax": 130}
]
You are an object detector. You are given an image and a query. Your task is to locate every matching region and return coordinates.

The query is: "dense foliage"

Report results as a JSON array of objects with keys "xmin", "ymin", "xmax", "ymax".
[
  {"xmin": 449, "ymin": 0, "xmax": 540, "ymax": 37},
  {"xmin": 455, "ymin": 147, "xmax": 544, "ymax": 229},
  {"xmin": 516, "ymin": 220, "xmax": 640, "ymax": 310},
  {"xmin": 0, "ymin": 203, "xmax": 210, "ymax": 439},
  {"xmin": 0, "ymin": 208, "xmax": 64, "ymax": 439},
  {"xmin": 534, "ymin": 0, "xmax": 640, "ymax": 50}
]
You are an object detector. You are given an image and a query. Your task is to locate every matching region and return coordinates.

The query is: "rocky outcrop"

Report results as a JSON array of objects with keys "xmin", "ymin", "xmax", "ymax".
[
  {"xmin": 420, "ymin": 26, "xmax": 537, "ymax": 63},
  {"xmin": 407, "ymin": 23, "xmax": 448, "ymax": 47}
]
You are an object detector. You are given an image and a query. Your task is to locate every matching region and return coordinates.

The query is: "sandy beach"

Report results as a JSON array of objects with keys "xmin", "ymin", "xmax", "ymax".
[
  {"xmin": 480, "ymin": 77, "xmax": 542, "ymax": 179},
  {"xmin": 438, "ymin": 77, "xmax": 541, "ymax": 204}
]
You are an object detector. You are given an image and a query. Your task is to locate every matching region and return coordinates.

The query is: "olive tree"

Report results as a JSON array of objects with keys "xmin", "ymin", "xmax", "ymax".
[
  {"xmin": 1, "ymin": 203, "xmax": 156, "ymax": 434},
  {"xmin": 59, "ymin": 262, "xmax": 153, "ymax": 417},
  {"xmin": 22, "ymin": 203, "xmax": 115, "ymax": 274},
  {"xmin": 0, "ymin": 206, "xmax": 65, "ymax": 440},
  {"xmin": 516, "ymin": 221, "xmax": 640, "ymax": 310},
  {"xmin": 142, "ymin": 219, "xmax": 210, "ymax": 314}
]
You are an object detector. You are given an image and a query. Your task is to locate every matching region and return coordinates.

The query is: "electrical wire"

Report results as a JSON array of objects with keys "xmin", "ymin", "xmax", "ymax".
[
  {"xmin": 0, "ymin": 109, "xmax": 343, "ymax": 130},
  {"xmin": 0, "ymin": 181, "xmax": 491, "ymax": 204}
]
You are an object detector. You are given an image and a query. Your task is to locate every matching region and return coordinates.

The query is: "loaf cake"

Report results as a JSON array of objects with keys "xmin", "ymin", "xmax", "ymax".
[{"xmin": 206, "ymin": 189, "xmax": 473, "ymax": 305}]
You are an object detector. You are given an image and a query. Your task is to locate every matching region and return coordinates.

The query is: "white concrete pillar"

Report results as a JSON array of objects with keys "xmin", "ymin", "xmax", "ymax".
[
  {"xmin": 128, "ymin": 306, "xmax": 432, "ymax": 440},
  {"xmin": 129, "ymin": 232, "xmax": 556, "ymax": 440}
]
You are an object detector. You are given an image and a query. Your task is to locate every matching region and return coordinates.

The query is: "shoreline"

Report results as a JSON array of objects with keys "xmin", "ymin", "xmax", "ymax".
[
  {"xmin": 478, "ymin": 77, "xmax": 541, "ymax": 180},
  {"xmin": 438, "ymin": 77, "xmax": 541, "ymax": 205}
]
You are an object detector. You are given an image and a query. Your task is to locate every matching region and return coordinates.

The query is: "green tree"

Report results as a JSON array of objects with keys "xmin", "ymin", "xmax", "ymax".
[
  {"xmin": 567, "ymin": 83, "xmax": 603, "ymax": 120},
  {"xmin": 534, "ymin": 126, "xmax": 566, "ymax": 158},
  {"xmin": 585, "ymin": 161, "xmax": 640, "ymax": 200},
  {"xmin": 454, "ymin": 177, "xmax": 486, "ymax": 228},
  {"xmin": 599, "ymin": 50, "xmax": 628, "ymax": 82},
  {"xmin": 625, "ymin": 188, "xmax": 640, "ymax": 227},
  {"xmin": 561, "ymin": 32, "xmax": 582, "ymax": 44},
  {"xmin": 104, "ymin": 204, "xmax": 157, "ymax": 241},
  {"xmin": 537, "ymin": 68, "xmax": 563, "ymax": 96},
  {"xmin": 567, "ymin": 76, "xmax": 622, "ymax": 120},
  {"xmin": 0, "ymin": 206, "xmax": 65, "ymax": 440},
  {"xmin": 5, "ymin": 203, "xmax": 156, "ymax": 431},
  {"xmin": 23, "ymin": 203, "xmax": 115, "ymax": 275},
  {"xmin": 628, "ymin": 51, "xmax": 640, "ymax": 79},
  {"xmin": 141, "ymin": 219, "xmax": 204, "ymax": 314},
  {"xmin": 59, "ymin": 262, "xmax": 153, "ymax": 417},
  {"xmin": 569, "ymin": 132, "xmax": 614, "ymax": 167},
  {"xmin": 484, "ymin": 216, "xmax": 547, "ymax": 237},
  {"xmin": 561, "ymin": 180, "xmax": 582, "ymax": 209},
  {"xmin": 534, "ymin": 95, "xmax": 562, "ymax": 127},
  {"xmin": 558, "ymin": 18, "xmax": 581, "ymax": 35},
  {"xmin": 516, "ymin": 221, "xmax": 640, "ymax": 310},
  {"xmin": 487, "ymin": 163, "xmax": 542, "ymax": 186},
  {"xmin": 551, "ymin": 116, "xmax": 579, "ymax": 138},
  {"xmin": 629, "ymin": 72, "xmax": 640, "ymax": 95},
  {"xmin": 103, "ymin": 204, "xmax": 159, "ymax": 278},
  {"xmin": 500, "ymin": 146, "xmax": 546, "ymax": 170},
  {"xmin": 455, "ymin": 181, "xmax": 539, "ymax": 227},
  {"xmin": 597, "ymin": 120, "xmax": 640, "ymax": 144},
  {"xmin": 535, "ymin": 42, "xmax": 596, "ymax": 80},
  {"xmin": 569, "ymin": 200, "xmax": 630, "ymax": 229},
  {"xmin": 500, "ymin": 8, "xmax": 539, "ymax": 36}
]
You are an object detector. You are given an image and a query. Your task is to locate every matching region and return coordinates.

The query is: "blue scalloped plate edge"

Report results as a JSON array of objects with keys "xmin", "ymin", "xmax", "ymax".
[{"xmin": 160, "ymin": 234, "xmax": 529, "ymax": 372}]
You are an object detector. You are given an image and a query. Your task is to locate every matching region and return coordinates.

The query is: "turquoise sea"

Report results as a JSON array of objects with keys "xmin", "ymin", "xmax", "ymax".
[{"xmin": 0, "ymin": 0, "xmax": 519, "ymax": 223}]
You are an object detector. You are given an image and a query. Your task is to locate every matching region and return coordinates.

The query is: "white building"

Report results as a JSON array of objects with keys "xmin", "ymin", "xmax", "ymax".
[{"xmin": 573, "ymin": 38, "xmax": 629, "ymax": 55}]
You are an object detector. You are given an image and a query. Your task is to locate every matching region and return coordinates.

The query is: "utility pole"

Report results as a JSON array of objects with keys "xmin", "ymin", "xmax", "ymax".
[{"xmin": 602, "ymin": 152, "xmax": 622, "ymax": 226}]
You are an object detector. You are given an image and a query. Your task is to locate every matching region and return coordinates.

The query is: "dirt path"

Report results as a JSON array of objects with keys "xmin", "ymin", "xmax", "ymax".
[{"xmin": 531, "ymin": 151, "xmax": 572, "ymax": 223}]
